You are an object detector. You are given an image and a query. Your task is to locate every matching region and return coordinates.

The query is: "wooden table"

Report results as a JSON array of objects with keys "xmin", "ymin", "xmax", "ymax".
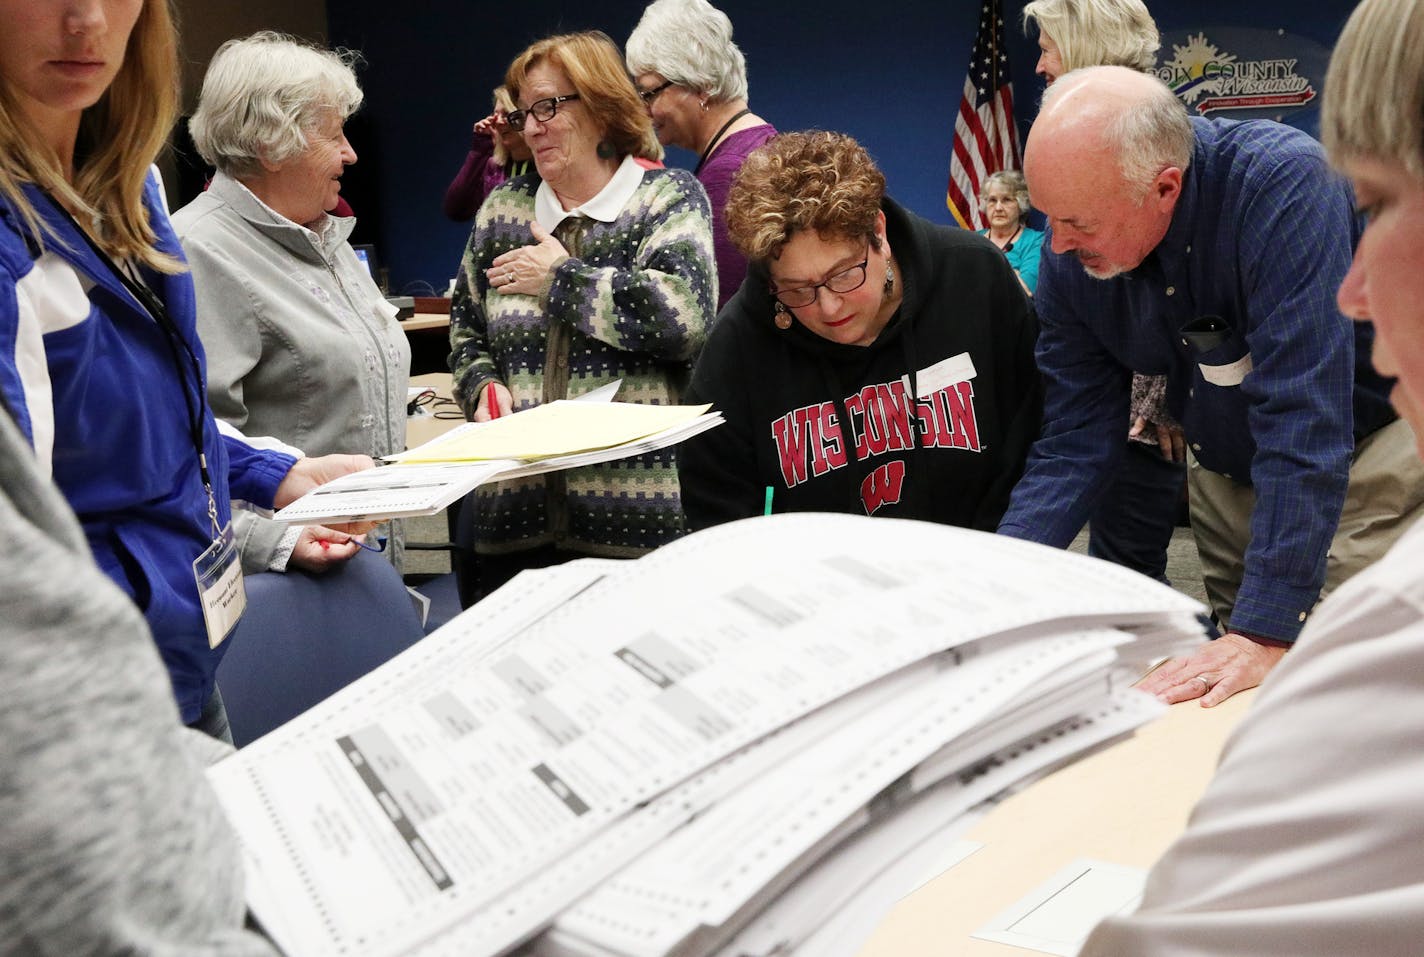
[
  {"xmin": 399, "ymin": 312, "xmax": 451, "ymax": 332},
  {"xmin": 857, "ymin": 691, "xmax": 1256, "ymax": 955}
]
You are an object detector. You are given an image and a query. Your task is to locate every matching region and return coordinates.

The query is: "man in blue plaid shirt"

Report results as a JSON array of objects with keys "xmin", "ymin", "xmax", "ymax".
[{"xmin": 1001, "ymin": 66, "xmax": 1424, "ymax": 704}]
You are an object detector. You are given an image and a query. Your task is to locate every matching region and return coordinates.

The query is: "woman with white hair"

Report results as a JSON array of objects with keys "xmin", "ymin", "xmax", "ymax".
[
  {"xmin": 173, "ymin": 32, "xmax": 410, "ymax": 574},
  {"xmin": 627, "ymin": 0, "xmax": 776, "ymax": 308},
  {"xmin": 976, "ymin": 169, "xmax": 1044, "ymax": 294},
  {"xmin": 1021, "ymin": 0, "xmax": 1159, "ymax": 84}
]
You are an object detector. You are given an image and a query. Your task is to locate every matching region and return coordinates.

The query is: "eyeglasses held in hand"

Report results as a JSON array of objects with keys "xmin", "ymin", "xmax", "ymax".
[
  {"xmin": 638, "ymin": 80, "xmax": 674, "ymax": 104},
  {"xmin": 771, "ymin": 257, "xmax": 870, "ymax": 309},
  {"xmin": 506, "ymin": 94, "xmax": 580, "ymax": 131}
]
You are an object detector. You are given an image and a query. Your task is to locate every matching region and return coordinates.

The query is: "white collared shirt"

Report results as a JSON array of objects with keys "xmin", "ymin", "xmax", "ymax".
[{"xmin": 534, "ymin": 155, "xmax": 646, "ymax": 233}]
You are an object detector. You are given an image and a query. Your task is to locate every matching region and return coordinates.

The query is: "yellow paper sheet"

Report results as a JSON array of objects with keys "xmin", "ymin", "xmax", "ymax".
[{"xmin": 398, "ymin": 400, "xmax": 713, "ymax": 462}]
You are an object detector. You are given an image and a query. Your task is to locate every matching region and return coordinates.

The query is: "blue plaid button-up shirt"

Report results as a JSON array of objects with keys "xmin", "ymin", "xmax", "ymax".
[{"xmin": 999, "ymin": 117, "xmax": 1396, "ymax": 642}]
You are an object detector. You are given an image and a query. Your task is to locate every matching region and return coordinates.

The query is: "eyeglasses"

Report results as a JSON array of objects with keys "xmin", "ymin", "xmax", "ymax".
[
  {"xmin": 638, "ymin": 80, "xmax": 674, "ymax": 104},
  {"xmin": 506, "ymin": 94, "xmax": 580, "ymax": 131},
  {"xmin": 771, "ymin": 256, "xmax": 870, "ymax": 309}
]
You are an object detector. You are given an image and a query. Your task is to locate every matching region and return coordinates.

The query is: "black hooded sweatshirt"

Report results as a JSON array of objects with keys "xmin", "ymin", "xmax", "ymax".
[{"xmin": 681, "ymin": 198, "xmax": 1042, "ymax": 531}]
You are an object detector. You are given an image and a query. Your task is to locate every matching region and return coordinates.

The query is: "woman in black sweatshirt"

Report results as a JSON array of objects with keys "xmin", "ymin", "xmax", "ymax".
[{"xmin": 681, "ymin": 131, "xmax": 1043, "ymax": 530}]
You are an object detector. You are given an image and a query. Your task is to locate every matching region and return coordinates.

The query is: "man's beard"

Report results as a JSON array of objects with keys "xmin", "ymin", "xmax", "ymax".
[{"xmin": 1076, "ymin": 251, "xmax": 1126, "ymax": 281}]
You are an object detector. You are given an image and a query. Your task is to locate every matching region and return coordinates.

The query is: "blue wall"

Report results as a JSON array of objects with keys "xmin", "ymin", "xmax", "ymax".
[{"xmin": 327, "ymin": 0, "xmax": 1357, "ymax": 294}]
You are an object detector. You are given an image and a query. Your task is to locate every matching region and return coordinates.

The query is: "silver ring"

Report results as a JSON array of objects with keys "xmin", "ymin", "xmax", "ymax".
[{"xmin": 1192, "ymin": 675, "xmax": 1211, "ymax": 691}]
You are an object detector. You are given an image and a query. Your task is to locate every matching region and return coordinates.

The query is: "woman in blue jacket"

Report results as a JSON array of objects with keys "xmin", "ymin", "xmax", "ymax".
[{"xmin": 0, "ymin": 0, "xmax": 369, "ymax": 739}]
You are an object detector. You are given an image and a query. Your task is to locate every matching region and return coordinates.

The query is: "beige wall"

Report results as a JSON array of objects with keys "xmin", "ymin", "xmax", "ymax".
[{"xmin": 174, "ymin": 0, "xmax": 329, "ymax": 111}]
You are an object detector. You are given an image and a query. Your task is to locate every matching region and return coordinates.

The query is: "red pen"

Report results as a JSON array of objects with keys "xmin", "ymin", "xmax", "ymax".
[{"xmin": 485, "ymin": 382, "xmax": 501, "ymax": 419}]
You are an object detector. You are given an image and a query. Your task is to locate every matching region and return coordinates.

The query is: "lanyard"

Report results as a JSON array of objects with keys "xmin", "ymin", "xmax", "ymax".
[
  {"xmin": 45, "ymin": 196, "xmax": 222, "ymax": 536},
  {"xmin": 694, "ymin": 108, "xmax": 752, "ymax": 175}
]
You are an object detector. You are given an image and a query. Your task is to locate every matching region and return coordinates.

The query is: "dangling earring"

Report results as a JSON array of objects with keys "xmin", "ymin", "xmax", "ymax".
[
  {"xmin": 883, "ymin": 258, "xmax": 895, "ymax": 297},
  {"xmin": 773, "ymin": 302, "xmax": 793, "ymax": 330},
  {"xmin": 700, "ymin": 98, "xmax": 710, "ymax": 112}
]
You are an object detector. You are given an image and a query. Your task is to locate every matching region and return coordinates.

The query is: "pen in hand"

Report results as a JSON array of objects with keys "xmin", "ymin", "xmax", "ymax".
[{"xmin": 485, "ymin": 382, "xmax": 502, "ymax": 420}]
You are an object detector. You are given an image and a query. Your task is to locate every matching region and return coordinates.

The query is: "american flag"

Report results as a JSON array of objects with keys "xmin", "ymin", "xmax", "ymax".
[{"xmin": 946, "ymin": 0, "xmax": 1022, "ymax": 230}]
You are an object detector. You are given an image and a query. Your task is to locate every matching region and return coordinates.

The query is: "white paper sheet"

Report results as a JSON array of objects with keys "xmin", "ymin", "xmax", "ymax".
[{"xmin": 971, "ymin": 858, "xmax": 1148, "ymax": 956}]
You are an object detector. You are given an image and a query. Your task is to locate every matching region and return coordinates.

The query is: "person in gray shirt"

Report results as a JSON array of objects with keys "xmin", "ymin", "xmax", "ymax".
[{"xmin": 0, "ymin": 396, "xmax": 276, "ymax": 954}]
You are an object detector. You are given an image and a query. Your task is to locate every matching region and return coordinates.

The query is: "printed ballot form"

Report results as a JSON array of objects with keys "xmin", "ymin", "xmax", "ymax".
[{"xmin": 209, "ymin": 515, "xmax": 1207, "ymax": 957}]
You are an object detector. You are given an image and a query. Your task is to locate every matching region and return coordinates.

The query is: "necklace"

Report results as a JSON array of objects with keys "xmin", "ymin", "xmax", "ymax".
[
  {"xmin": 694, "ymin": 108, "xmax": 752, "ymax": 174},
  {"xmin": 995, "ymin": 225, "xmax": 1023, "ymax": 253}
]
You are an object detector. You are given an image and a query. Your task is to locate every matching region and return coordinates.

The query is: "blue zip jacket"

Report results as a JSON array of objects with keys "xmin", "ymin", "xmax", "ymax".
[{"xmin": 0, "ymin": 173, "xmax": 296, "ymax": 721}]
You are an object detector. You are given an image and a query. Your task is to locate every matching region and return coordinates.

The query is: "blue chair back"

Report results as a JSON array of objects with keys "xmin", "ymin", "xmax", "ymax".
[{"xmin": 217, "ymin": 550, "xmax": 424, "ymax": 746}]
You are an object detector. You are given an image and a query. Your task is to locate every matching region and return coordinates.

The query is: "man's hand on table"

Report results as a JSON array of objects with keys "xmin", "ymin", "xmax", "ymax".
[{"xmin": 1137, "ymin": 632, "xmax": 1287, "ymax": 707}]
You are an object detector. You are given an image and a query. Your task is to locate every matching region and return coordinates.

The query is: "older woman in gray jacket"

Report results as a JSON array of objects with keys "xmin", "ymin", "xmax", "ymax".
[{"xmin": 174, "ymin": 32, "xmax": 410, "ymax": 574}]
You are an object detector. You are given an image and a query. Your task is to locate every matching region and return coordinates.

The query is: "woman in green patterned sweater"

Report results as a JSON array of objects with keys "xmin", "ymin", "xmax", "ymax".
[{"xmin": 447, "ymin": 31, "xmax": 716, "ymax": 604}]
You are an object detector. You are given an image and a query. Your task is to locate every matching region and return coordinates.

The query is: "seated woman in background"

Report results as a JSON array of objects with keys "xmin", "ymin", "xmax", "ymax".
[
  {"xmin": 680, "ymin": 132, "xmax": 1042, "ymax": 530},
  {"xmin": 174, "ymin": 32, "xmax": 411, "ymax": 574},
  {"xmin": 442, "ymin": 85, "xmax": 534, "ymax": 222},
  {"xmin": 976, "ymin": 169, "xmax": 1044, "ymax": 295},
  {"xmin": 1083, "ymin": 0, "xmax": 1424, "ymax": 949},
  {"xmin": 447, "ymin": 30, "xmax": 715, "ymax": 604},
  {"xmin": 626, "ymin": 0, "xmax": 775, "ymax": 309}
]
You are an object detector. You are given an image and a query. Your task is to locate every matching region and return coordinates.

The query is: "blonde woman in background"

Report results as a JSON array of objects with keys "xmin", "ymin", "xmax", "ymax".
[{"xmin": 442, "ymin": 84, "xmax": 535, "ymax": 222}]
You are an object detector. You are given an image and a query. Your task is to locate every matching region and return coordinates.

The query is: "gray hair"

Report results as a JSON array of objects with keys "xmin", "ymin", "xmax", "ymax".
[
  {"xmin": 189, "ymin": 31, "xmax": 363, "ymax": 177},
  {"xmin": 1322, "ymin": 0, "xmax": 1424, "ymax": 179},
  {"xmin": 980, "ymin": 170, "xmax": 1031, "ymax": 215},
  {"xmin": 626, "ymin": 0, "xmax": 749, "ymax": 102},
  {"xmin": 1043, "ymin": 67, "xmax": 1192, "ymax": 201},
  {"xmin": 1022, "ymin": 0, "xmax": 1159, "ymax": 74}
]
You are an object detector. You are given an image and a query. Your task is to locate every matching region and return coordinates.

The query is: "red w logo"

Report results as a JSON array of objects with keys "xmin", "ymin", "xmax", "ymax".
[{"xmin": 860, "ymin": 460, "xmax": 906, "ymax": 515}]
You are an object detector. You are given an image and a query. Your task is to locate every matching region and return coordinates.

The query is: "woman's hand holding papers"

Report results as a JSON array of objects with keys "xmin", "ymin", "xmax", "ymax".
[{"xmin": 275, "ymin": 454, "xmax": 379, "ymax": 535}]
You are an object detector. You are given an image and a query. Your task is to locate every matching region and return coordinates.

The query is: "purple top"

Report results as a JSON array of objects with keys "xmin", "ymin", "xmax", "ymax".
[
  {"xmin": 698, "ymin": 123, "xmax": 777, "ymax": 310},
  {"xmin": 443, "ymin": 133, "xmax": 531, "ymax": 222}
]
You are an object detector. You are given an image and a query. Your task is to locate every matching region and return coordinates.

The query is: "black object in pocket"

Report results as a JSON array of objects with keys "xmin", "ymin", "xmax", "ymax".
[{"xmin": 1179, "ymin": 314, "xmax": 1231, "ymax": 355}]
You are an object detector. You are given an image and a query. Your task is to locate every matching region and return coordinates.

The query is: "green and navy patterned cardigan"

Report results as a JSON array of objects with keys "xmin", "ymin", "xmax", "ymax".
[{"xmin": 447, "ymin": 166, "xmax": 716, "ymax": 558}]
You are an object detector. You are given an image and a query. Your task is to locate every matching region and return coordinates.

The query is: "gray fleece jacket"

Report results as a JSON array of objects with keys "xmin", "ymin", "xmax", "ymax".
[{"xmin": 0, "ymin": 403, "xmax": 276, "ymax": 955}]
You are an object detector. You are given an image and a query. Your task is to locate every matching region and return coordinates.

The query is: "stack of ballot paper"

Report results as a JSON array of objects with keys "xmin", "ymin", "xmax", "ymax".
[
  {"xmin": 273, "ymin": 393, "xmax": 723, "ymax": 524},
  {"xmin": 208, "ymin": 514, "xmax": 1208, "ymax": 957}
]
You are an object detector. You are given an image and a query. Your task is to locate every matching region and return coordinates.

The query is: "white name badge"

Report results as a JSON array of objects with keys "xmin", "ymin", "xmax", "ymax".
[
  {"xmin": 917, "ymin": 352, "xmax": 978, "ymax": 397},
  {"xmin": 193, "ymin": 521, "xmax": 246, "ymax": 649}
]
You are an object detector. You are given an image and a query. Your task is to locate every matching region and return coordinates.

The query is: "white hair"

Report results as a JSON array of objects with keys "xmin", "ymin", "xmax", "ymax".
[
  {"xmin": 1022, "ymin": 0, "xmax": 1159, "ymax": 74},
  {"xmin": 980, "ymin": 169, "xmax": 1031, "ymax": 215},
  {"xmin": 1042, "ymin": 67, "xmax": 1193, "ymax": 200},
  {"xmin": 626, "ymin": 0, "xmax": 749, "ymax": 102},
  {"xmin": 189, "ymin": 31, "xmax": 363, "ymax": 176}
]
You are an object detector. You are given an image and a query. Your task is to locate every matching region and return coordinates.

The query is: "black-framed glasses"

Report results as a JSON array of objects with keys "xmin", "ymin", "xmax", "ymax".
[
  {"xmin": 771, "ymin": 257, "xmax": 870, "ymax": 309},
  {"xmin": 506, "ymin": 94, "xmax": 580, "ymax": 131},
  {"xmin": 638, "ymin": 80, "xmax": 674, "ymax": 104}
]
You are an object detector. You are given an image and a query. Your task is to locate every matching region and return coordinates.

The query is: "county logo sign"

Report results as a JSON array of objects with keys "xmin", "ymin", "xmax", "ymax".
[{"xmin": 1155, "ymin": 27, "xmax": 1330, "ymax": 127}]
